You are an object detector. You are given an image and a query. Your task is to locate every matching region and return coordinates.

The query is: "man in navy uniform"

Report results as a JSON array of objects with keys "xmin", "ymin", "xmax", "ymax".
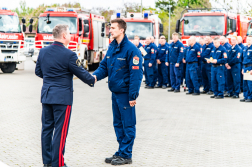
[
  {"xmin": 134, "ymin": 35, "xmax": 143, "ymax": 49},
  {"xmin": 225, "ymin": 36, "xmax": 242, "ymax": 98},
  {"xmin": 168, "ymin": 32, "xmax": 184, "ymax": 93},
  {"xmin": 156, "ymin": 36, "xmax": 169, "ymax": 88},
  {"xmin": 208, "ymin": 37, "xmax": 227, "ymax": 99},
  {"xmin": 238, "ymin": 36, "xmax": 245, "ymax": 92},
  {"xmin": 144, "ymin": 37, "xmax": 156, "ymax": 88},
  {"xmin": 201, "ymin": 36, "xmax": 214, "ymax": 95},
  {"xmin": 35, "ymin": 25, "xmax": 95, "ymax": 167},
  {"xmin": 151, "ymin": 36, "xmax": 158, "ymax": 85},
  {"xmin": 184, "ymin": 36, "xmax": 201, "ymax": 95},
  {"xmin": 93, "ymin": 19, "xmax": 143, "ymax": 165},
  {"xmin": 241, "ymin": 35, "xmax": 252, "ymax": 102}
]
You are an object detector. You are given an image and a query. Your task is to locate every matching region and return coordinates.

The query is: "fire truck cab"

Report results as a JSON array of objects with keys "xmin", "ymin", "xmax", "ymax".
[
  {"xmin": 0, "ymin": 8, "xmax": 26, "ymax": 73},
  {"xmin": 30, "ymin": 8, "xmax": 107, "ymax": 71},
  {"xmin": 175, "ymin": 8, "xmax": 252, "ymax": 45},
  {"xmin": 111, "ymin": 11, "xmax": 163, "ymax": 46}
]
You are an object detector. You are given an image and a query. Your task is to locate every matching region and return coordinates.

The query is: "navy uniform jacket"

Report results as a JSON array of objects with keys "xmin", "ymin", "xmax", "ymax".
[
  {"xmin": 35, "ymin": 41, "xmax": 95, "ymax": 105},
  {"xmin": 137, "ymin": 42, "xmax": 143, "ymax": 49},
  {"xmin": 157, "ymin": 44, "xmax": 169, "ymax": 62},
  {"xmin": 227, "ymin": 44, "xmax": 242, "ymax": 66},
  {"xmin": 169, "ymin": 40, "xmax": 184, "ymax": 64},
  {"xmin": 243, "ymin": 45, "xmax": 252, "ymax": 68},
  {"xmin": 152, "ymin": 42, "xmax": 158, "ymax": 54},
  {"xmin": 201, "ymin": 42, "xmax": 214, "ymax": 62},
  {"xmin": 144, "ymin": 43, "xmax": 156, "ymax": 64},
  {"xmin": 93, "ymin": 35, "xmax": 143, "ymax": 101},
  {"xmin": 238, "ymin": 43, "xmax": 245, "ymax": 62},
  {"xmin": 186, "ymin": 43, "xmax": 201, "ymax": 63},
  {"xmin": 212, "ymin": 45, "xmax": 227, "ymax": 65}
]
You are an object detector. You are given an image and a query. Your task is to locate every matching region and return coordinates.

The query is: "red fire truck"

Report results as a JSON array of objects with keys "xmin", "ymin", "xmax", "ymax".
[
  {"xmin": 111, "ymin": 11, "xmax": 163, "ymax": 46},
  {"xmin": 175, "ymin": 8, "xmax": 252, "ymax": 45},
  {"xmin": 30, "ymin": 7, "xmax": 107, "ymax": 70},
  {"xmin": 0, "ymin": 8, "xmax": 26, "ymax": 73}
]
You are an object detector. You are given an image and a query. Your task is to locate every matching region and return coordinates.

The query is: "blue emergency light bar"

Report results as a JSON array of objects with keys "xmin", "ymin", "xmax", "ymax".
[
  {"xmin": 144, "ymin": 13, "xmax": 148, "ymax": 19},
  {"xmin": 2, "ymin": 7, "xmax": 7, "ymax": 10},
  {"xmin": 67, "ymin": 9, "xmax": 74, "ymax": 12},
  {"xmin": 116, "ymin": 13, "xmax": 120, "ymax": 18},
  {"xmin": 188, "ymin": 10, "xmax": 201, "ymax": 12},
  {"xmin": 46, "ymin": 8, "xmax": 55, "ymax": 12}
]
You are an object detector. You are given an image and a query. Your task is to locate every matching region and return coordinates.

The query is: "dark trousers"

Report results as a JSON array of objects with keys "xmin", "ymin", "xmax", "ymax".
[
  {"xmin": 41, "ymin": 104, "xmax": 72, "ymax": 167},
  {"xmin": 170, "ymin": 63, "xmax": 182, "ymax": 90},
  {"xmin": 227, "ymin": 63, "xmax": 241, "ymax": 96},
  {"xmin": 201, "ymin": 63, "xmax": 212, "ymax": 92},
  {"xmin": 112, "ymin": 93, "xmax": 136, "ymax": 159},
  {"xmin": 243, "ymin": 66, "xmax": 252, "ymax": 100},
  {"xmin": 157, "ymin": 62, "xmax": 168, "ymax": 86},
  {"xmin": 186, "ymin": 63, "xmax": 200, "ymax": 93},
  {"xmin": 144, "ymin": 60, "xmax": 156, "ymax": 87},
  {"xmin": 211, "ymin": 66, "xmax": 225, "ymax": 97}
]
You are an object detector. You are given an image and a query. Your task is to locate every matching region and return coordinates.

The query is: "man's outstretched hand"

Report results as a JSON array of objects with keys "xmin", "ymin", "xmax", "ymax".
[
  {"xmin": 129, "ymin": 100, "xmax": 136, "ymax": 107},
  {"xmin": 92, "ymin": 75, "xmax": 97, "ymax": 83}
]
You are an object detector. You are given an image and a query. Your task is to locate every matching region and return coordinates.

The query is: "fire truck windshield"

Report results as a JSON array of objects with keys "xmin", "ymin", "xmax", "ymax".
[
  {"xmin": 38, "ymin": 17, "xmax": 77, "ymax": 34},
  {"xmin": 125, "ymin": 22, "xmax": 153, "ymax": 40},
  {"xmin": 184, "ymin": 16, "xmax": 224, "ymax": 35},
  {"xmin": 0, "ymin": 15, "xmax": 21, "ymax": 33},
  {"xmin": 247, "ymin": 22, "xmax": 252, "ymax": 36}
]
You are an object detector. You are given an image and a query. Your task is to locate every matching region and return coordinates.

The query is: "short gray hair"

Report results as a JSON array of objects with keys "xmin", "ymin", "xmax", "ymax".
[{"xmin": 52, "ymin": 24, "xmax": 69, "ymax": 39}]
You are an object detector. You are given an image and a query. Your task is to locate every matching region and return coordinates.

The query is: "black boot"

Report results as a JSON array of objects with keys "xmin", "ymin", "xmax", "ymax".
[
  {"xmin": 111, "ymin": 157, "xmax": 132, "ymax": 165},
  {"xmin": 43, "ymin": 165, "xmax": 52, "ymax": 167},
  {"xmin": 105, "ymin": 155, "xmax": 119, "ymax": 163},
  {"xmin": 168, "ymin": 88, "xmax": 175, "ymax": 92}
]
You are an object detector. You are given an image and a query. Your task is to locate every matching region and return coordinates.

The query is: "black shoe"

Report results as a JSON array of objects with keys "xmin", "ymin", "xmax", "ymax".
[
  {"xmin": 143, "ymin": 80, "xmax": 146, "ymax": 82},
  {"xmin": 167, "ymin": 84, "xmax": 171, "ymax": 88},
  {"xmin": 43, "ymin": 165, "xmax": 52, "ymax": 167},
  {"xmin": 154, "ymin": 85, "xmax": 162, "ymax": 88},
  {"xmin": 210, "ymin": 95, "xmax": 216, "ymax": 98},
  {"xmin": 215, "ymin": 96, "xmax": 224, "ymax": 99},
  {"xmin": 145, "ymin": 86, "xmax": 154, "ymax": 89},
  {"xmin": 224, "ymin": 93, "xmax": 232, "ymax": 97},
  {"xmin": 192, "ymin": 93, "xmax": 200, "ymax": 96},
  {"xmin": 186, "ymin": 92, "xmax": 193, "ymax": 95},
  {"xmin": 240, "ymin": 99, "xmax": 246, "ymax": 102},
  {"xmin": 232, "ymin": 95, "xmax": 239, "ymax": 99},
  {"xmin": 162, "ymin": 85, "xmax": 167, "ymax": 89},
  {"xmin": 245, "ymin": 99, "xmax": 252, "ymax": 102},
  {"xmin": 111, "ymin": 157, "xmax": 132, "ymax": 165},
  {"xmin": 105, "ymin": 155, "xmax": 119, "ymax": 163},
  {"xmin": 207, "ymin": 91, "xmax": 213, "ymax": 95},
  {"xmin": 174, "ymin": 89, "xmax": 180, "ymax": 93},
  {"xmin": 168, "ymin": 88, "xmax": 175, "ymax": 92},
  {"xmin": 201, "ymin": 91, "xmax": 207, "ymax": 94}
]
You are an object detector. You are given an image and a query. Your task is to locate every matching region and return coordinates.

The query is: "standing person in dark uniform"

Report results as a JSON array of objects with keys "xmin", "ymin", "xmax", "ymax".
[
  {"xmin": 166, "ymin": 40, "xmax": 172, "ymax": 87},
  {"xmin": 93, "ymin": 19, "xmax": 143, "ymax": 165},
  {"xmin": 35, "ymin": 25, "xmax": 96, "ymax": 167},
  {"xmin": 225, "ymin": 36, "xmax": 242, "ymax": 98},
  {"xmin": 184, "ymin": 36, "xmax": 201, "ymax": 95},
  {"xmin": 156, "ymin": 36, "xmax": 169, "ymax": 88},
  {"xmin": 208, "ymin": 37, "xmax": 227, "ymax": 99},
  {"xmin": 144, "ymin": 37, "xmax": 156, "ymax": 88},
  {"xmin": 238, "ymin": 36, "xmax": 245, "ymax": 92},
  {"xmin": 201, "ymin": 36, "xmax": 214, "ymax": 95},
  {"xmin": 167, "ymin": 32, "xmax": 184, "ymax": 93},
  {"xmin": 151, "ymin": 36, "xmax": 158, "ymax": 85},
  {"xmin": 241, "ymin": 35, "xmax": 252, "ymax": 102},
  {"xmin": 134, "ymin": 35, "xmax": 143, "ymax": 49}
]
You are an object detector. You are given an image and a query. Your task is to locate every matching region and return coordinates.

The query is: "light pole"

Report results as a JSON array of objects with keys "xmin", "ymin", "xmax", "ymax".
[
  {"xmin": 168, "ymin": 5, "xmax": 172, "ymax": 42},
  {"xmin": 141, "ymin": 0, "xmax": 142, "ymax": 13}
]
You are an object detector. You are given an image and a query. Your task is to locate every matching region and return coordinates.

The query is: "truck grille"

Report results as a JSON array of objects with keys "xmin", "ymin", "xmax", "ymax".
[{"xmin": 0, "ymin": 41, "xmax": 20, "ymax": 49}]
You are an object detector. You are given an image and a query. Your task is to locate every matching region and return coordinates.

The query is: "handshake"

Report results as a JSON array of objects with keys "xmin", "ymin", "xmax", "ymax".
[{"xmin": 92, "ymin": 75, "xmax": 97, "ymax": 83}]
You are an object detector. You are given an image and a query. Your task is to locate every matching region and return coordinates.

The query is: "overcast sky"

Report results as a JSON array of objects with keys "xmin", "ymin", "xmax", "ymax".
[{"xmin": 1, "ymin": 0, "xmax": 156, "ymax": 10}]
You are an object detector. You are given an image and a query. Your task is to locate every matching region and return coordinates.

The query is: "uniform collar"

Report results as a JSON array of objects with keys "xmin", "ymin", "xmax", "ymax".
[{"xmin": 53, "ymin": 41, "xmax": 65, "ymax": 47}]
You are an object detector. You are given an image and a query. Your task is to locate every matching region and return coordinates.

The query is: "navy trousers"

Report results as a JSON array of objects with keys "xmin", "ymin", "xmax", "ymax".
[
  {"xmin": 186, "ymin": 63, "xmax": 200, "ymax": 93},
  {"xmin": 112, "ymin": 93, "xmax": 136, "ymax": 159},
  {"xmin": 170, "ymin": 63, "xmax": 182, "ymax": 90},
  {"xmin": 201, "ymin": 63, "xmax": 212, "ymax": 92},
  {"xmin": 42, "ymin": 104, "xmax": 72, "ymax": 167},
  {"xmin": 157, "ymin": 62, "xmax": 168, "ymax": 86},
  {"xmin": 211, "ymin": 65, "xmax": 225, "ymax": 97},
  {"xmin": 144, "ymin": 60, "xmax": 156, "ymax": 87},
  {"xmin": 243, "ymin": 66, "xmax": 252, "ymax": 100},
  {"xmin": 227, "ymin": 63, "xmax": 241, "ymax": 96}
]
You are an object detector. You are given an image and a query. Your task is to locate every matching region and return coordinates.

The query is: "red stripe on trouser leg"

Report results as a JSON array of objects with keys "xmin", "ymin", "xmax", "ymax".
[{"xmin": 59, "ymin": 105, "xmax": 71, "ymax": 167}]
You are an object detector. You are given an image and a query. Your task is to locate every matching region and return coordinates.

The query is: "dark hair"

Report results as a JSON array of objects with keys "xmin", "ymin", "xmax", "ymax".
[{"xmin": 111, "ymin": 19, "xmax": 127, "ymax": 34}]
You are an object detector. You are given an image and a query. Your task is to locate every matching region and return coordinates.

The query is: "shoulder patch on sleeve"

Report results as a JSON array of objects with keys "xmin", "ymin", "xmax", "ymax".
[
  {"xmin": 133, "ymin": 56, "xmax": 139, "ymax": 65},
  {"xmin": 180, "ymin": 47, "xmax": 184, "ymax": 53},
  {"xmin": 237, "ymin": 52, "xmax": 241, "ymax": 58},
  {"xmin": 224, "ymin": 52, "xmax": 227, "ymax": 58},
  {"xmin": 76, "ymin": 59, "xmax": 82, "ymax": 67},
  {"xmin": 151, "ymin": 48, "xmax": 154, "ymax": 54}
]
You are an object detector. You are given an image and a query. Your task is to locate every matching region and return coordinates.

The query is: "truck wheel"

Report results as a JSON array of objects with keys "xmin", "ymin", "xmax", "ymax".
[
  {"xmin": 1, "ymin": 63, "xmax": 16, "ymax": 73},
  {"xmin": 88, "ymin": 63, "xmax": 99, "ymax": 71}
]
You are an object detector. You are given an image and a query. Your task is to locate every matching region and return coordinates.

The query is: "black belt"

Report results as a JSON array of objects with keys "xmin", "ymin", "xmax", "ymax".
[
  {"xmin": 244, "ymin": 64, "xmax": 252, "ymax": 68},
  {"xmin": 212, "ymin": 64, "xmax": 223, "ymax": 67},
  {"xmin": 202, "ymin": 61, "xmax": 208, "ymax": 64},
  {"xmin": 187, "ymin": 61, "xmax": 198, "ymax": 64},
  {"xmin": 144, "ymin": 58, "xmax": 150, "ymax": 60}
]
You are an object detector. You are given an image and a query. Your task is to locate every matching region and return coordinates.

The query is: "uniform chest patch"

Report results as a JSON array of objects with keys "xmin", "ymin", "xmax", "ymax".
[
  {"xmin": 133, "ymin": 56, "xmax": 139, "ymax": 65},
  {"xmin": 151, "ymin": 49, "xmax": 154, "ymax": 54},
  {"xmin": 237, "ymin": 53, "xmax": 241, "ymax": 58},
  {"xmin": 76, "ymin": 59, "xmax": 82, "ymax": 67}
]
